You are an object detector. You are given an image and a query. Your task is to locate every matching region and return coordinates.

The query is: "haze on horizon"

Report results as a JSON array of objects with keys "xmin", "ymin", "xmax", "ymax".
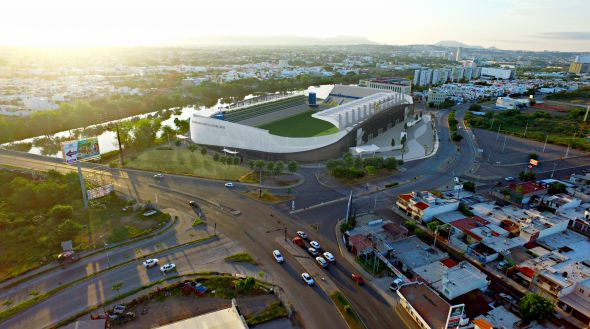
[{"xmin": 2, "ymin": 0, "xmax": 590, "ymax": 52}]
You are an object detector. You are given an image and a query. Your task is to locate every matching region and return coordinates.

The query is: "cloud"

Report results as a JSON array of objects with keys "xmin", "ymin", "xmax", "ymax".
[{"xmin": 533, "ymin": 32, "xmax": 590, "ymax": 40}]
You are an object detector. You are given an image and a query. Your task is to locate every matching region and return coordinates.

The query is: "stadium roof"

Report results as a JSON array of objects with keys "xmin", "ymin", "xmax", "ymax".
[{"xmin": 313, "ymin": 91, "xmax": 410, "ymax": 129}]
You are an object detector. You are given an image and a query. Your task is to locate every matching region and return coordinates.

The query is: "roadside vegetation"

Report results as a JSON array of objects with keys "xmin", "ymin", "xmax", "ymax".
[
  {"xmin": 246, "ymin": 301, "xmax": 288, "ymax": 326},
  {"xmin": 224, "ymin": 252, "xmax": 257, "ymax": 265},
  {"xmin": 448, "ymin": 111, "xmax": 463, "ymax": 142},
  {"xmin": 326, "ymin": 153, "xmax": 399, "ymax": 181},
  {"xmin": 330, "ymin": 292, "xmax": 365, "ymax": 329},
  {"xmin": 465, "ymin": 109, "xmax": 590, "ymax": 151},
  {"xmin": 0, "ymin": 169, "xmax": 169, "ymax": 281},
  {"xmin": 545, "ymin": 85, "xmax": 590, "ymax": 102}
]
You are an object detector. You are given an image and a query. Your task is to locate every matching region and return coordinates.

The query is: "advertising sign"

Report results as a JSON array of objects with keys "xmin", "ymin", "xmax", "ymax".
[
  {"xmin": 529, "ymin": 159, "xmax": 539, "ymax": 166},
  {"xmin": 445, "ymin": 304, "xmax": 465, "ymax": 329},
  {"xmin": 61, "ymin": 137, "xmax": 101, "ymax": 164},
  {"xmin": 87, "ymin": 184, "xmax": 114, "ymax": 200}
]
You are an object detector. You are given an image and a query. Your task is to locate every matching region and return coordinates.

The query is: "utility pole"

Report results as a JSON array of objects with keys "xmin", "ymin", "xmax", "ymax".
[
  {"xmin": 496, "ymin": 124, "xmax": 501, "ymax": 141},
  {"xmin": 502, "ymin": 135, "xmax": 508, "ymax": 152},
  {"xmin": 550, "ymin": 162, "xmax": 558, "ymax": 179},
  {"xmin": 115, "ymin": 122, "xmax": 124, "ymax": 166},
  {"xmin": 77, "ymin": 161, "xmax": 89, "ymax": 209},
  {"xmin": 489, "ymin": 117, "xmax": 495, "ymax": 129},
  {"xmin": 542, "ymin": 134, "xmax": 549, "ymax": 153},
  {"xmin": 523, "ymin": 122, "xmax": 528, "ymax": 138},
  {"xmin": 584, "ymin": 105, "xmax": 589, "ymax": 122}
]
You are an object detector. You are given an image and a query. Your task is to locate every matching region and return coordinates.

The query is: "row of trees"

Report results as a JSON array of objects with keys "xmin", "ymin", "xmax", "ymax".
[
  {"xmin": 247, "ymin": 159, "xmax": 299, "ymax": 176},
  {"xmin": 326, "ymin": 153, "xmax": 399, "ymax": 179},
  {"xmin": 447, "ymin": 111, "xmax": 463, "ymax": 142}
]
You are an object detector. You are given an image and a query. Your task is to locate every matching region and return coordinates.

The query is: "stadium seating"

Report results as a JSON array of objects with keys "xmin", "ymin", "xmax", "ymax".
[{"xmin": 223, "ymin": 95, "xmax": 305, "ymax": 122}]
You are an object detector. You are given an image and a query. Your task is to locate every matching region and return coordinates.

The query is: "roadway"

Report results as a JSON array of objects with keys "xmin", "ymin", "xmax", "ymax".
[{"xmin": 0, "ymin": 106, "xmax": 478, "ymax": 329}]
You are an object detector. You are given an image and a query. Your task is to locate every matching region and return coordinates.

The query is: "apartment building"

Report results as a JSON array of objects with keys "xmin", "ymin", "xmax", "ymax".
[{"xmin": 397, "ymin": 191, "xmax": 459, "ymax": 222}]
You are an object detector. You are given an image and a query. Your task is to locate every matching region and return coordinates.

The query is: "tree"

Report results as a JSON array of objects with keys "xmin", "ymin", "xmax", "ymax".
[
  {"xmin": 233, "ymin": 156, "xmax": 240, "ymax": 166},
  {"xmin": 266, "ymin": 161, "xmax": 275, "ymax": 174},
  {"xmin": 391, "ymin": 138, "xmax": 395, "ymax": 147},
  {"xmin": 469, "ymin": 104, "xmax": 482, "ymax": 111},
  {"xmin": 248, "ymin": 160, "xmax": 256, "ymax": 170},
  {"xmin": 463, "ymin": 181, "xmax": 475, "ymax": 192},
  {"xmin": 57, "ymin": 219, "xmax": 82, "ymax": 241},
  {"xmin": 200, "ymin": 147, "xmax": 207, "ymax": 155},
  {"xmin": 365, "ymin": 166, "xmax": 377, "ymax": 175},
  {"xmin": 518, "ymin": 293, "xmax": 555, "ymax": 323},
  {"xmin": 383, "ymin": 157, "xmax": 398, "ymax": 171},
  {"xmin": 112, "ymin": 282, "xmax": 123, "ymax": 297},
  {"xmin": 161, "ymin": 125, "xmax": 176, "ymax": 145},
  {"xmin": 213, "ymin": 153, "xmax": 220, "ymax": 162},
  {"xmin": 273, "ymin": 160, "xmax": 284, "ymax": 176},
  {"xmin": 174, "ymin": 140, "xmax": 181, "ymax": 147},
  {"xmin": 187, "ymin": 144, "xmax": 198, "ymax": 153},
  {"xmin": 528, "ymin": 153, "xmax": 539, "ymax": 160},
  {"xmin": 287, "ymin": 160, "xmax": 298, "ymax": 173},
  {"xmin": 49, "ymin": 204, "xmax": 73, "ymax": 221},
  {"xmin": 253, "ymin": 160, "xmax": 265, "ymax": 172}
]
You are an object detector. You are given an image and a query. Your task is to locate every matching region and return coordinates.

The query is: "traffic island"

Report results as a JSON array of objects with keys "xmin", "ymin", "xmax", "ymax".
[
  {"xmin": 54, "ymin": 274, "xmax": 291, "ymax": 329},
  {"xmin": 330, "ymin": 292, "xmax": 366, "ymax": 329}
]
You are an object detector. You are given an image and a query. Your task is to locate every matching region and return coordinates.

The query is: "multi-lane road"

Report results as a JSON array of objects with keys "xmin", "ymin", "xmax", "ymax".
[{"xmin": 5, "ymin": 105, "xmax": 581, "ymax": 329}]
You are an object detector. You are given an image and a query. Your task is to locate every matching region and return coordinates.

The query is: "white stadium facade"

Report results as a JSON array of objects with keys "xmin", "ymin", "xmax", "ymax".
[{"xmin": 190, "ymin": 85, "xmax": 414, "ymax": 162}]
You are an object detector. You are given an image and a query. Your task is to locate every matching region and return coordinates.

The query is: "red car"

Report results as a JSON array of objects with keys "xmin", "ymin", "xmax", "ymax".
[{"xmin": 352, "ymin": 273, "xmax": 364, "ymax": 285}]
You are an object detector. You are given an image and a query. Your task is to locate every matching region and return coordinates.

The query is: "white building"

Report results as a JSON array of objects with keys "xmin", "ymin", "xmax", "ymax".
[
  {"xmin": 414, "ymin": 261, "xmax": 489, "ymax": 300},
  {"xmin": 397, "ymin": 191, "xmax": 459, "ymax": 222},
  {"xmin": 495, "ymin": 96, "xmax": 528, "ymax": 109},
  {"xmin": 481, "ymin": 67, "xmax": 515, "ymax": 80}
]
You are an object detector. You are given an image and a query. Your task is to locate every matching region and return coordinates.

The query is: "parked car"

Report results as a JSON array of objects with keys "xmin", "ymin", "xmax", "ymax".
[
  {"xmin": 308, "ymin": 247, "xmax": 319, "ymax": 257},
  {"xmin": 389, "ymin": 277, "xmax": 405, "ymax": 291},
  {"xmin": 224, "ymin": 182, "xmax": 235, "ymax": 188},
  {"xmin": 499, "ymin": 292, "xmax": 517, "ymax": 305},
  {"xmin": 310, "ymin": 241, "xmax": 321, "ymax": 250},
  {"xmin": 301, "ymin": 272, "xmax": 315, "ymax": 286},
  {"xmin": 273, "ymin": 250, "xmax": 284, "ymax": 263},
  {"xmin": 297, "ymin": 231, "xmax": 308, "ymax": 239},
  {"xmin": 292, "ymin": 236, "xmax": 305, "ymax": 248},
  {"xmin": 323, "ymin": 252, "xmax": 335, "ymax": 262},
  {"xmin": 504, "ymin": 176, "xmax": 515, "ymax": 182},
  {"xmin": 496, "ymin": 261, "xmax": 507, "ymax": 270},
  {"xmin": 315, "ymin": 256, "xmax": 328, "ymax": 268},
  {"xmin": 142, "ymin": 258, "xmax": 158, "ymax": 268},
  {"xmin": 112, "ymin": 304, "xmax": 126, "ymax": 315},
  {"xmin": 160, "ymin": 263, "xmax": 176, "ymax": 273},
  {"xmin": 351, "ymin": 273, "xmax": 364, "ymax": 285},
  {"xmin": 154, "ymin": 173, "xmax": 164, "ymax": 179},
  {"xmin": 189, "ymin": 200, "xmax": 197, "ymax": 207}
]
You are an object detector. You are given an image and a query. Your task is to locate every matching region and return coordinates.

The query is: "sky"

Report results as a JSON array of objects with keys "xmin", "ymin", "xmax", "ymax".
[{"xmin": 2, "ymin": 0, "xmax": 589, "ymax": 51}]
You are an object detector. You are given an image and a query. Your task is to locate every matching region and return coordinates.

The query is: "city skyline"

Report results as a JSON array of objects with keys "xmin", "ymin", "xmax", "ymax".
[{"xmin": 2, "ymin": 0, "xmax": 590, "ymax": 52}]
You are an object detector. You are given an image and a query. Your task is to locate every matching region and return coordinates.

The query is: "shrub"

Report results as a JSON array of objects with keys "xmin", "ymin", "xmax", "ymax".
[
  {"xmin": 49, "ymin": 205, "xmax": 74, "ymax": 221},
  {"xmin": 57, "ymin": 219, "xmax": 82, "ymax": 241}
]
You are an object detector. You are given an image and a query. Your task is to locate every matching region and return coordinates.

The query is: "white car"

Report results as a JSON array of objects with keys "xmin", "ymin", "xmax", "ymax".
[
  {"xmin": 224, "ymin": 182, "xmax": 235, "ymax": 188},
  {"xmin": 142, "ymin": 258, "xmax": 158, "ymax": 268},
  {"xmin": 315, "ymin": 256, "xmax": 328, "ymax": 268},
  {"xmin": 389, "ymin": 277, "xmax": 405, "ymax": 291},
  {"xmin": 273, "ymin": 250, "xmax": 284, "ymax": 263},
  {"xmin": 160, "ymin": 263, "xmax": 176, "ymax": 273},
  {"xmin": 323, "ymin": 252, "xmax": 335, "ymax": 262},
  {"xmin": 301, "ymin": 272, "xmax": 315, "ymax": 286},
  {"xmin": 297, "ymin": 231, "xmax": 308, "ymax": 239},
  {"xmin": 310, "ymin": 241, "xmax": 321, "ymax": 250},
  {"xmin": 504, "ymin": 176, "xmax": 515, "ymax": 182},
  {"xmin": 154, "ymin": 173, "xmax": 164, "ymax": 179},
  {"xmin": 307, "ymin": 247, "xmax": 319, "ymax": 257}
]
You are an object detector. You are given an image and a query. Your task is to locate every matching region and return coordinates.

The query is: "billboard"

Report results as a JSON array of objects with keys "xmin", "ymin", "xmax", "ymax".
[
  {"xmin": 529, "ymin": 159, "xmax": 539, "ymax": 166},
  {"xmin": 87, "ymin": 184, "xmax": 114, "ymax": 200},
  {"xmin": 61, "ymin": 137, "xmax": 101, "ymax": 164},
  {"xmin": 445, "ymin": 304, "xmax": 465, "ymax": 329}
]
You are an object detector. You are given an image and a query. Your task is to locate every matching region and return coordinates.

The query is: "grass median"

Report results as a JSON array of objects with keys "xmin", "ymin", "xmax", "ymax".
[
  {"xmin": 0, "ymin": 235, "xmax": 217, "ymax": 324},
  {"xmin": 330, "ymin": 291, "xmax": 366, "ymax": 329},
  {"xmin": 224, "ymin": 252, "xmax": 257, "ymax": 265}
]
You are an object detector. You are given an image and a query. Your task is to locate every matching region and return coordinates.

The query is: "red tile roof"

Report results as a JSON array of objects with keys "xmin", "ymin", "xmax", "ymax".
[
  {"xmin": 516, "ymin": 266, "xmax": 535, "ymax": 278},
  {"xmin": 414, "ymin": 201, "xmax": 430, "ymax": 210},
  {"xmin": 450, "ymin": 216, "xmax": 490, "ymax": 231},
  {"xmin": 399, "ymin": 193, "xmax": 413, "ymax": 201},
  {"xmin": 441, "ymin": 258, "xmax": 458, "ymax": 268},
  {"xmin": 473, "ymin": 318, "xmax": 493, "ymax": 329}
]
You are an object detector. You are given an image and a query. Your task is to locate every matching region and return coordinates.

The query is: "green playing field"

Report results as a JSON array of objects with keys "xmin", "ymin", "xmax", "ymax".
[{"xmin": 258, "ymin": 111, "xmax": 339, "ymax": 137}]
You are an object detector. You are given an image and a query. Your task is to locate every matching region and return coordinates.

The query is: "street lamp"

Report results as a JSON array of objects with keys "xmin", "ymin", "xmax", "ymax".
[{"xmin": 100, "ymin": 235, "xmax": 110, "ymax": 268}]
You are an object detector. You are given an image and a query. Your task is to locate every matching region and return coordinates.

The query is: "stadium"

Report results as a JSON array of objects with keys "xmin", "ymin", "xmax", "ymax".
[{"xmin": 189, "ymin": 85, "xmax": 414, "ymax": 162}]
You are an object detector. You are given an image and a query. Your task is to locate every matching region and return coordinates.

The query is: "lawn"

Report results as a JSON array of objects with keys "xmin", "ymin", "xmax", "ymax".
[
  {"xmin": 258, "ymin": 111, "xmax": 339, "ymax": 137},
  {"xmin": 224, "ymin": 252, "xmax": 257, "ymax": 265},
  {"xmin": 125, "ymin": 147, "xmax": 249, "ymax": 180}
]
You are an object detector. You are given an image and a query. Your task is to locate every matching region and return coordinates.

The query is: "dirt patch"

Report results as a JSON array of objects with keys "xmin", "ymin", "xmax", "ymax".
[{"xmin": 115, "ymin": 294, "xmax": 282, "ymax": 328}]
